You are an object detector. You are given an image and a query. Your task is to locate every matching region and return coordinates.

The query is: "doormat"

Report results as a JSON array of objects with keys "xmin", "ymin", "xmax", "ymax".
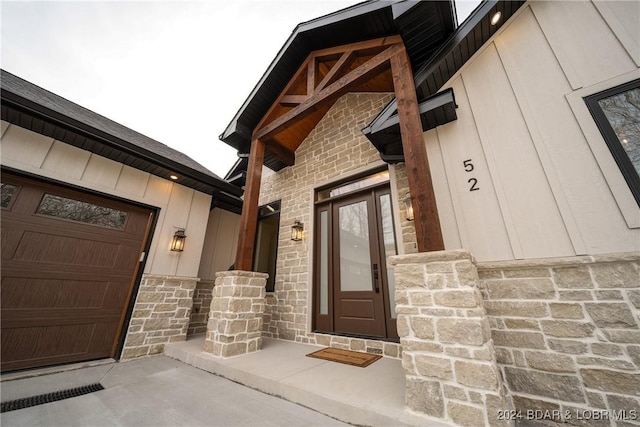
[
  {"xmin": 306, "ymin": 347, "xmax": 382, "ymax": 368},
  {"xmin": 0, "ymin": 383, "xmax": 104, "ymax": 413}
]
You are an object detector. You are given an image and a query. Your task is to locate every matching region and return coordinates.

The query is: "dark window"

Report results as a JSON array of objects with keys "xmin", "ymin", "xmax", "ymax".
[
  {"xmin": 585, "ymin": 79, "xmax": 640, "ymax": 206},
  {"xmin": 36, "ymin": 193, "xmax": 127, "ymax": 230},
  {"xmin": 1, "ymin": 183, "xmax": 19, "ymax": 208},
  {"xmin": 253, "ymin": 200, "xmax": 280, "ymax": 292}
]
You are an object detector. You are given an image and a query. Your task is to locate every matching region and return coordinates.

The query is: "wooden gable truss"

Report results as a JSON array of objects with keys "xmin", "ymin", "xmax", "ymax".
[{"xmin": 236, "ymin": 36, "xmax": 444, "ymax": 270}]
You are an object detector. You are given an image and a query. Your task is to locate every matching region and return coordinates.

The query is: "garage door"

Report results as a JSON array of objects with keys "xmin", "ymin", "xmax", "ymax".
[{"xmin": 1, "ymin": 173, "xmax": 154, "ymax": 372}]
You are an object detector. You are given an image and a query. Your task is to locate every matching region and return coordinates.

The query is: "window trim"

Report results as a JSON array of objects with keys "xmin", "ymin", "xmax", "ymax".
[
  {"xmin": 566, "ymin": 70, "xmax": 640, "ymax": 228},
  {"xmin": 584, "ymin": 78, "xmax": 640, "ymax": 207}
]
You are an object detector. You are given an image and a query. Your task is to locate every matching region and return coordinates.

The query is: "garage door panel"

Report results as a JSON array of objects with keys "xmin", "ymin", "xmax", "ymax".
[
  {"xmin": 1, "ymin": 322, "xmax": 119, "ymax": 371},
  {"xmin": 1, "ymin": 277, "xmax": 110, "ymax": 309},
  {"xmin": 3, "ymin": 215, "xmax": 149, "ymax": 246},
  {"xmin": 0, "ymin": 227, "xmax": 24, "ymax": 260},
  {"xmin": 2, "ymin": 262, "xmax": 136, "ymax": 278},
  {"xmin": 1, "ymin": 310, "xmax": 123, "ymax": 328},
  {"xmin": 13, "ymin": 232, "xmax": 120, "ymax": 267},
  {"xmin": 1, "ymin": 172, "xmax": 154, "ymax": 372}
]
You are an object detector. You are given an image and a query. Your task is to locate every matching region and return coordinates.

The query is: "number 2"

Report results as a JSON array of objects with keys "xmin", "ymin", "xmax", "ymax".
[{"xmin": 468, "ymin": 178, "xmax": 479, "ymax": 191}]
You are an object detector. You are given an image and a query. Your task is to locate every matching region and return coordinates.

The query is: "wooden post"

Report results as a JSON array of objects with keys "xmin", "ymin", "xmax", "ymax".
[
  {"xmin": 235, "ymin": 138, "xmax": 265, "ymax": 271},
  {"xmin": 390, "ymin": 48, "xmax": 444, "ymax": 252}
]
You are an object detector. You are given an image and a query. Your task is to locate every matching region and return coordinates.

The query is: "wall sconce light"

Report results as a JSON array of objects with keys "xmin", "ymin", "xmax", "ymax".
[
  {"xmin": 291, "ymin": 220, "xmax": 304, "ymax": 241},
  {"xmin": 404, "ymin": 193, "xmax": 414, "ymax": 221},
  {"xmin": 170, "ymin": 229, "xmax": 186, "ymax": 252}
]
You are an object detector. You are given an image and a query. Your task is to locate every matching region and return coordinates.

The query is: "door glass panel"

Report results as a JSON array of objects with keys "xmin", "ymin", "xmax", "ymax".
[
  {"xmin": 319, "ymin": 210, "xmax": 329, "ymax": 314},
  {"xmin": 339, "ymin": 200, "xmax": 372, "ymax": 291},
  {"xmin": 1, "ymin": 183, "xmax": 18, "ymax": 208},
  {"xmin": 318, "ymin": 170, "xmax": 389, "ymax": 200},
  {"xmin": 36, "ymin": 193, "xmax": 127, "ymax": 230},
  {"xmin": 379, "ymin": 194, "xmax": 398, "ymax": 318}
]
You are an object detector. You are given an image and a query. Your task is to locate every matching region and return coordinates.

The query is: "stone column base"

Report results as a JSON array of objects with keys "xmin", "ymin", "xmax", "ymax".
[
  {"xmin": 391, "ymin": 250, "xmax": 513, "ymax": 427},
  {"xmin": 204, "ymin": 270, "xmax": 267, "ymax": 358}
]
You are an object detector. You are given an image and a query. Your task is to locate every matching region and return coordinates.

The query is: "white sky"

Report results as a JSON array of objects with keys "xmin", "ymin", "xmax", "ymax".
[{"xmin": 1, "ymin": 0, "xmax": 480, "ymax": 178}]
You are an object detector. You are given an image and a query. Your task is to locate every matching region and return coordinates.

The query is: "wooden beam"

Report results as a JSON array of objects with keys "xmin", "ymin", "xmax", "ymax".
[
  {"xmin": 265, "ymin": 140, "xmax": 295, "ymax": 166},
  {"xmin": 390, "ymin": 47, "xmax": 444, "ymax": 252},
  {"xmin": 310, "ymin": 35, "xmax": 402, "ymax": 58},
  {"xmin": 253, "ymin": 58, "xmax": 312, "ymax": 132},
  {"xmin": 280, "ymin": 95, "xmax": 307, "ymax": 106},
  {"xmin": 315, "ymin": 50, "xmax": 355, "ymax": 93},
  {"xmin": 235, "ymin": 138, "xmax": 265, "ymax": 271},
  {"xmin": 254, "ymin": 43, "xmax": 401, "ymax": 141},
  {"xmin": 307, "ymin": 59, "xmax": 315, "ymax": 97}
]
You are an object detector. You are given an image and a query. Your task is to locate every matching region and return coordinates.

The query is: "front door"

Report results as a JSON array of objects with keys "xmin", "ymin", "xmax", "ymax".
[{"xmin": 314, "ymin": 180, "xmax": 398, "ymax": 340}]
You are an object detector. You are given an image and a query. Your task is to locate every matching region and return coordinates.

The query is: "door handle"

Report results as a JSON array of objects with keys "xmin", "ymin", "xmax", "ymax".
[{"xmin": 373, "ymin": 264, "xmax": 380, "ymax": 293}]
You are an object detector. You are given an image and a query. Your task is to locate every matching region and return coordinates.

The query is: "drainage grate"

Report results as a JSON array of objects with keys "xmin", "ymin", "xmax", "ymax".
[{"xmin": 1, "ymin": 383, "xmax": 104, "ymax": 413}]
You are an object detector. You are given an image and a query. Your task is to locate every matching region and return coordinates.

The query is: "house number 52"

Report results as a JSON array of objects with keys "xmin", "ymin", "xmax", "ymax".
[{"xmin": 463, "ymin": 159, "xmax": 480, "ymax": 192}]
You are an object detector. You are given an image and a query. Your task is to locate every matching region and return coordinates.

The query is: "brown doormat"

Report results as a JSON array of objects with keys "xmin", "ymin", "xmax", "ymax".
[{"xmin": 306, "ymin": 347, "xmax": 382, "ymax": 368}]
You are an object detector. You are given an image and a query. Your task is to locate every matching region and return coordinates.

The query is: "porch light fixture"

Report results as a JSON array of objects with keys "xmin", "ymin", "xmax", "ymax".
[
  {"xmin": 291, "ymin": 220, "xmax": 304, "ymax": 241},
  {"xmin": 490, "ymin": 11, "xmax": 502, "ymax": 26},
  {"xmin": 170, "ymin": 228, "xmax": 187, "ymax": 252},
  {"xmin": 169, "ymin": 174, "xmax": 178, "ymax": 180},
  {"xmin": 404, "ymin": 193, "xmax": 414, "ymax": 221}
]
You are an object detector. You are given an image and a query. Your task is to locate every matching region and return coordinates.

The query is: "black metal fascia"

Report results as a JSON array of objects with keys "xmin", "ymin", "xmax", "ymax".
[
  {"xmin": 379, "ymin": 88, "xmax": 457, "ymax": 130},
  {"xmin": 363, "ymin": 88, "xmax": 458, "ymax": 163},
  {"xmin": 1, "ymin": 90, "xmax": 243, "ymax": 197},
  {"xmin": 412, "ymin": 0, "xmax": 499, "ymax": 88},
  {"xmin": 363, "ymin": 88, "xmax": 456, "ymax": 134},
  {"xmin": 380, "ymin": 153, "xmax": 406, "ymax": 164}
]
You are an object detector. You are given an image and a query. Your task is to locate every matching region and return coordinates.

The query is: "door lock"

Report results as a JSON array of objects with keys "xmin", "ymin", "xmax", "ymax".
[{"xmin": 373, "ymin": 263, "xmax": 380, "ymax": 293}]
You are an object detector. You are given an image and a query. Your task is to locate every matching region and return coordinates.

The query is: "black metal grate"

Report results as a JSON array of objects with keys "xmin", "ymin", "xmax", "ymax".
[{"xmin": 1, "ymin": 383, "xmax": 104, "ymax": 413}]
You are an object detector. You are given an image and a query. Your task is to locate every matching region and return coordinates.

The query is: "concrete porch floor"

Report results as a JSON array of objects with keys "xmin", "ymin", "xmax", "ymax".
[{"xmin": 164, "ymin": 335, "xmax": 452, "ymax": 427}]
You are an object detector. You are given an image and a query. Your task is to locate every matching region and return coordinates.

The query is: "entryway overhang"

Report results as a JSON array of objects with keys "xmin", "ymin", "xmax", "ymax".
[
  {"xmin": 219, "ymin": 0, "xmax": 456, "ymax": 171},
  {"xmin": 219, "ymin": 1, "xmax": 462, "ymax": 269}
]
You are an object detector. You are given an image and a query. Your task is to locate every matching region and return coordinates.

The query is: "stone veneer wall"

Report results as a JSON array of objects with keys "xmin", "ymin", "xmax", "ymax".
[
  {"xmin": 259, "ymin": 92, "xmax": 407, "ymax": 348},
  {"xmin": 477, "ymin": 253, "xmax": 640, "ymax": 426},
  {"xmin": 121, "ymin": 274, "xmax": 197, "ymax": 359},
  {"xmin": 187, "ymin": 279, "xmax": 215, "ymax": 336}
]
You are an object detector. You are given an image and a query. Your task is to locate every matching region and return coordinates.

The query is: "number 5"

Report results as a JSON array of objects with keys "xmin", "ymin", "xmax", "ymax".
[{"xmin": 463, "ymin": 159, "xmax": 474, "ymax": 172}]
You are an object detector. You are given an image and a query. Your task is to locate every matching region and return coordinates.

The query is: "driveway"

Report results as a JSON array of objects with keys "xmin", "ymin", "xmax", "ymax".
[{"xmin": 0, "ymin": 355, "xmax": 349, "ymax": 427}]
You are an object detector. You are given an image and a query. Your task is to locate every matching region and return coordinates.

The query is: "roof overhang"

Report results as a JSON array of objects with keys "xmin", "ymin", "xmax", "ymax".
[
  {"xmin": 362, "ymin": 87, "xmax": 457, "ymax": 163},
  {"xmin": 220, "ymin": 0, "xmax": 456, "ymax": 170},
  {"xmin": 363, "ymin": 0, "xmax": 526, "ymax": 160},
  {"xmin": 1, "ymin": 70, "xmax": 243, "ymax": 202}
]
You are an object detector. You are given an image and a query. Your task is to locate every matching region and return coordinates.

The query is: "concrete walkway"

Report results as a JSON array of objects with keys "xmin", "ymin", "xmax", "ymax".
[
  {"xmin": 0, "ymin": 355, "xmax": 348, "ymax": 427},
  {"xmin": 164, "ymin": 336, "xmax": 451, "ymax": 427}
]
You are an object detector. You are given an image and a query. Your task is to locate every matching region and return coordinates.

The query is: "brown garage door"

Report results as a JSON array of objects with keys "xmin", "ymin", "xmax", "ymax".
[{"xmin": 1, "ymin": 173, "xmax": 154, "ymax": 372}]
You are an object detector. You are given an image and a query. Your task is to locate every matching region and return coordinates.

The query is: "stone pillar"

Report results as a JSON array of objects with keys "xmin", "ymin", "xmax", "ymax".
[
  {"xmin": 391, "ymin": 250, "xmax": 512, "ymax": 427},
  {"xmin": 204, "ymin": 270, "xmax": 267, "ymax": 358}
]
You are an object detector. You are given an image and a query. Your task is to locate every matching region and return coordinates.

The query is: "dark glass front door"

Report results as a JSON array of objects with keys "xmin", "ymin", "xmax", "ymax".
[{"xmin": 314, "ymin": 184, "xmax": 398, "ymax": 340}]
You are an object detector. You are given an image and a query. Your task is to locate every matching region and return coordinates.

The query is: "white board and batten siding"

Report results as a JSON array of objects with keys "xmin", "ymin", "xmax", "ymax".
[
  {"xmin": 197, "ymin": 208, "xmax": 241, "ymax": 280},
  {"xmin": 426, "ymin": 0, "xmax": 640, "ymax": 262},
  {"xmin": 0, "ymin": 120, "xmax": 211, "ymax": 277}
]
